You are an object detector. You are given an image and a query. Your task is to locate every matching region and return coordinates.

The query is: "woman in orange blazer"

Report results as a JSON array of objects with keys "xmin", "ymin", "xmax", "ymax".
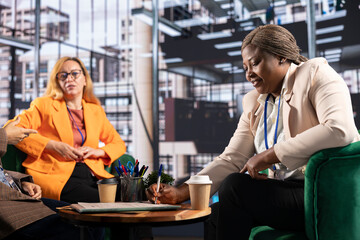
[{"xmin": 10, "ymin": 57, "xmax": 126, "ymax": 202}]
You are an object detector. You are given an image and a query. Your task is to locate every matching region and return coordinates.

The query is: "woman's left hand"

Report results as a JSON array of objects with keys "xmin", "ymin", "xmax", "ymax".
[
  {"xmin": 240, "ymin": 147, "xmax": 280, "ymax": 180},
  {"xmin": 77, "ymin": 146, "xmax": 107, "ymax": 159}
]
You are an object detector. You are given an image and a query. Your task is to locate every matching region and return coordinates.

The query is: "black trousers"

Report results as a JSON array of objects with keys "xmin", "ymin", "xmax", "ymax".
[
  {"xmin": 205, "ymin": 173, "xmax": 304, "ymax": 240},
  {"xmin": 60, "ymin": 163, "xmax": 121, "ymax": 203}
]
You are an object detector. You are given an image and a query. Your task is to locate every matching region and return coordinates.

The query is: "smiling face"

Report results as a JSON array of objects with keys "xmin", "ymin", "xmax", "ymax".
[
  {"xmin": 242, "ymin": 44, "xmax": 290, "ymax": 96},
  {"xmin": 57, "ymin": 60, "xmax": 86, "ymax": 101}
]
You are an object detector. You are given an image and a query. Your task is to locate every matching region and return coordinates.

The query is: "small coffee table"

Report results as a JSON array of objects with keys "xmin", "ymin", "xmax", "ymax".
[{"xmin": 59, "ymin": 204, "xmax": 211, "ymax": 240}]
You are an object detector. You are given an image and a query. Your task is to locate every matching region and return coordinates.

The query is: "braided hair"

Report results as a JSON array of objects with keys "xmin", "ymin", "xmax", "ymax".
[{"xmin": 241, "ymin": 24, "xmax": 308, "ymax": 65}]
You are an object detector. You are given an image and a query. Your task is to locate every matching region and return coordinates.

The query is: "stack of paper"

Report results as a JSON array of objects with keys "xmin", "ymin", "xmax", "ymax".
[{"xmin": 71, "ymin": 201, "xmax": 181, "ymax": 213}]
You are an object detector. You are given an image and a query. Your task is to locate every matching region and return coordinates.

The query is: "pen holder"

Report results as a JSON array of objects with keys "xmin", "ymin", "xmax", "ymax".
[{"xmin": 120, "ymin": 176, "xmax": 144, "ymax": 202}]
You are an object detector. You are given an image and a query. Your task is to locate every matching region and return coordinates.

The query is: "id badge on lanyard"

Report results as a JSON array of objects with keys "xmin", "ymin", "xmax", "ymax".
[{"xmin": 264, "ymin": 94, "xmax": 286, "ymax": 180}]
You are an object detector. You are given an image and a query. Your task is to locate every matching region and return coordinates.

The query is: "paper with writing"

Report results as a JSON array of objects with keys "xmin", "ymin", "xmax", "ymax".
[{"xmin": 71, "ymin": 201, "xmax": 181, "ymax": 213}]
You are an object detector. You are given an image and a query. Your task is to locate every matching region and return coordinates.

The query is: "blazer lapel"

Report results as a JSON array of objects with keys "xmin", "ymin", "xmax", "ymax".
[
  {"xmin": 252, "ymin": 103, "xmax": 263, "ymax": 136},
  {"xmin": 52, "ymin": 100, "xmax": 74, "ymax": 146},
  {"xmin": 282, "ymin": 63, "xmax": 297, "ymax": 140}
]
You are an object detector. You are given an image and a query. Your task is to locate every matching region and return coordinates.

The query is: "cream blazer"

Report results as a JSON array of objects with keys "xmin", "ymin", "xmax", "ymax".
[
  {"xmin": 197, "ymin": 58, "xmax": 360, "ymax": 195},
  {"xmin": 12, "ymin": 97, "xmax": 126, "ymax": 200}
]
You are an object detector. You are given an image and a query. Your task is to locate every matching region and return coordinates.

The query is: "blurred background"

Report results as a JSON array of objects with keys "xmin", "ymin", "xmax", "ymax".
[
  {"xmin": 2, "ymin": 0, "xmax": 360, "ymax": 238},
  {"xmin": 0, "ymin": 0, "xmax": 359, "ymax": 207}
]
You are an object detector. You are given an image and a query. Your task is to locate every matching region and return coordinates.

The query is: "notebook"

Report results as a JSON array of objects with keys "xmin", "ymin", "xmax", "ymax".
[{"xmin": 70, "ymin": 201, "xmax": 181, "ymax": 213}]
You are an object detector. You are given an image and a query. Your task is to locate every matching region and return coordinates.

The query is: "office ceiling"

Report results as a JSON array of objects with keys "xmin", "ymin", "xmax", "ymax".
[
  {"xmin": 240, "ymin": 0, "xmax": 301, "ymax": 12},
  {"xmin": 206, "ymin": 0, "xmax": 301, "ymax": 12},
  {"xmin": 159, "ymin": 0, "xmax": 360, "ymax": 83}
]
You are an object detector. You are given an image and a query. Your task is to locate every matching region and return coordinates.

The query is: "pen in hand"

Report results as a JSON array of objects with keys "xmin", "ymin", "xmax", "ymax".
[{"xmin": 154, "ymin": 164, "xmax": 163, "ymax": 204}]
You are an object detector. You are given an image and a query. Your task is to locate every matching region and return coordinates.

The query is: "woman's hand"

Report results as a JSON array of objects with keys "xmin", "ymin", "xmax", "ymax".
[
  {"xmin": 240, "ymin": 147, "xmax": 280, "ymax": 180},
  {"xmin": 22, "ymin": 181, "xmax": 42, "ymax": 199},
  {"xmin": 4, "ymin": 117, "xmax": 37, "ymax": 145},
  {"xmin": 45, "ymin": 140, "xmax": 83, "ymax": 161},
  {"xmin": 76, "ymin": 146, "xmax": 107, "ymax": 159},
  {"xmin": 146, "ymin": 183, "xmax": 190, "ymax": 204}
]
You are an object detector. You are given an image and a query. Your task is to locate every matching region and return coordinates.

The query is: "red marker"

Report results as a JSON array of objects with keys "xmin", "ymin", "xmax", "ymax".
[{"xmin": 121, "ymin": 165, "xmax": 127, "ymax": 175}]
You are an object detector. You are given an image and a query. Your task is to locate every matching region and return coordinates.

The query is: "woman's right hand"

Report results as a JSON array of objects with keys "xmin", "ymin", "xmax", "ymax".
[
  {"xmin": 45, "ymin": 140, "xmax": 83, "ymax": 161},
  {"xmin": 146, "ymin": 183, "xmax": 190, "ymax": 205},
  {"xmin": 4, "ymin": 117, "xmax": 37, "ymax": 145}
]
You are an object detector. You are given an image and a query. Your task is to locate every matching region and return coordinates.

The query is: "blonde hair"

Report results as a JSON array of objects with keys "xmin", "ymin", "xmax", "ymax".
[
  {"xmin": 44, "ymin": 56, "xmax": 100, "ymax": 105},
  {"xmin": 241, "ymin": 24, "xmax": 308, "ymax": 65}
]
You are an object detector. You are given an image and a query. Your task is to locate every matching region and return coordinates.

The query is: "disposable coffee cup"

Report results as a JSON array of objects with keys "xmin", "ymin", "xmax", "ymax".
[
  {"xmin": 187, "ymin": 175, "xmax": 212, "ymax": 210},
  {"xmin": 97, "ymin": 177, "xmax": 118, "ymax": 203},
  {"xmin": 120, "ymin": 176, "xmax": 144, "ymax": 202}
]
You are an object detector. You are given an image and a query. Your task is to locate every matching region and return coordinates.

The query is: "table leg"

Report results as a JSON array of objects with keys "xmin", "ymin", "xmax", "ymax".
[
  {"xmin": 128, "ymin": 227, "xmax": 136, "ymax": 240},
  {"xmin": 110, "ymin": 226, "xmax": 131, "ymax": 239},
  {"xmin": 80, "ymin": 226, "xmax": 86, "ymax": 240}
]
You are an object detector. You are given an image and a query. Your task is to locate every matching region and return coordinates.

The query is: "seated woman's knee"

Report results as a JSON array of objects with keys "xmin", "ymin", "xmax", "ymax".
[{"xmin": 218, "ymin": 173, "xmax": 251, "ymax": 197}]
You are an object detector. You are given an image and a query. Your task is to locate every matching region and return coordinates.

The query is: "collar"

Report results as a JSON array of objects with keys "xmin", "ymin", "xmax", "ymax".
[
  {"xmin": 283, "ymin": 62, "xmax": 302, "ymax": 102},
  {"xmin": 53, "ymin": 98, "xmax": 85, "ymax": 112}
]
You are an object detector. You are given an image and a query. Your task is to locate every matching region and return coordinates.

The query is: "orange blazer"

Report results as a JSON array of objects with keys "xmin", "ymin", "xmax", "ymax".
[{"xmin": 12, "ymin": 96, "xmax": 126, "ymax": 200}]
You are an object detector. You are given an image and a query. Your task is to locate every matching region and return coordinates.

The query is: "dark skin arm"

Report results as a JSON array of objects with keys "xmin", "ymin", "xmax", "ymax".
[
  {"xmin": 146, "ymin": 148, "xmax": 280, "ymax": 204},
  {"xmin": 240, "ymin": 147, "xmax": 280, "ymax": 179},
  {"xmin": 146, "ymin": 183, "xmax": 190, "ymax": 204}
]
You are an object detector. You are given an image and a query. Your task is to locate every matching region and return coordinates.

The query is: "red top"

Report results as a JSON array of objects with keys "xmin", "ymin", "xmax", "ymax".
[{"xmin": 67, "ymin": 108, "xmax": 86, "ymax": 148}]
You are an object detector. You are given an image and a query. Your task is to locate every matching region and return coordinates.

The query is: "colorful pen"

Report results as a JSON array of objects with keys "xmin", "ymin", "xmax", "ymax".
[
  {"xmin": 134, "ymin": 161, "xmax": 139, "ymax": 177},
  {"xmin": 139, "ymin": 165, "xmax": 145, "ymax": 176},
  {"xmin": 121, "ymin": 165, "xmax": 127, "ymax": 175},
  {"xmin": 114, "ymin": 166, "xmax": 122, "ymax": 176},
  {"xmin": 142, "ymin": 166, "xmax": 149, "ymax": 176},
  {"xmin": 154, "ymin": 164, "xmax": 163, "ymax": 204}
]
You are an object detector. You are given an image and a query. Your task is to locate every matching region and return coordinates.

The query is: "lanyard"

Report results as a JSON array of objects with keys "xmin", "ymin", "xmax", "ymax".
[
  {"xmin": 67, "ymin": 106, "xmax": 85, "ymax": 146},
  {"xmin": 264, "ymin": 93, "xmax": 281, "ymax": 150}
]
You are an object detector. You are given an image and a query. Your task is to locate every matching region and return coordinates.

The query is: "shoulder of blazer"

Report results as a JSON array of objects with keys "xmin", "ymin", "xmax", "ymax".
[
  {"xmin": 301, "ymin": 57, "xmax": 328, "ymax": 67},
  {"xmin": 243, "ymin": 89, "xmax": 260, "ymax": 114},
  {"xmin": 296, "ymin": 57, "xmax": 328, "ymax": 76},
  {"xmin": 31, "ymin": 96, "xmax": 64, "ymax": 112},
  {"xmin": 289, "ymin": 57, "xmax": 330, "ymax": 93}
]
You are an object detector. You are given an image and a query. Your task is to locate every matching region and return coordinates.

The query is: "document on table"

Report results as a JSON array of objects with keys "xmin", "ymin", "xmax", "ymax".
[{"xmin": 70, "ymin": 201, "xmax": 181, "ymax": 213}]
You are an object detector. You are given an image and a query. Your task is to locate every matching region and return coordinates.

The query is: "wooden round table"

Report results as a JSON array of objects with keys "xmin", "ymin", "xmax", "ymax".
[{"xmin": 59, "ymin": 204, "xmax": 211, "ymax": 239}]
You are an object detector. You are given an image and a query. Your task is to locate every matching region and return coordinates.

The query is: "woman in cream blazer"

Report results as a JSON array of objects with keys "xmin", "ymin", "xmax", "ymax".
[
  {"xmin": 146, "ymin": 25, "xmax": 360, "ymax": 239},
  {"xmin": 10, "ymin": 57, "xmax": 126, "ymax": 201}
]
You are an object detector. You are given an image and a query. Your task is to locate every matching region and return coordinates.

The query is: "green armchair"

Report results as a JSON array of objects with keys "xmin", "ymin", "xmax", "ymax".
[
  {"xmin": 250, "ymin": 140, "xmax": 360, "ymax": 240},
  {"xmin": 2, "ymin": 145, "xmax": 26, "ymax": 173}
]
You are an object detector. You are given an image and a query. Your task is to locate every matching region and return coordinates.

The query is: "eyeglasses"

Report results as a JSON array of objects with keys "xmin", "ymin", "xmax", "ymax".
[{"xmin": 56, "ymin": 70, "xmax": 83, "ymax": 81}]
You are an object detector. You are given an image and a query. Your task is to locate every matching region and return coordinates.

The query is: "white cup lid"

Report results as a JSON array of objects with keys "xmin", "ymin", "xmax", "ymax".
[{"xmin": 187, "ymin": 175, "xmax": 212, "ymax": 184}]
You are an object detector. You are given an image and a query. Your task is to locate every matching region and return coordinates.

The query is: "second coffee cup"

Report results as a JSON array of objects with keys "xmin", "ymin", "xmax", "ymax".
[
  {"xmin": 97, "ymin": 177, "xmax": 119, "ymax": 203},
  {"xmin": 187, "ymin": 175, "xmax": 212, "ymax": 210}
]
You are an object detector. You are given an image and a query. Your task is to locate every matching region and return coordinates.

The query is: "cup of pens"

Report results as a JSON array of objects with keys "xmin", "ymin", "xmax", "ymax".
[
  {"xmin": 114, "ymin": 158, "xmax": 148, "ymax": 202},
  {"xmin": 120, "ymin": 176, "xmax": 144, "ymax": 202}
]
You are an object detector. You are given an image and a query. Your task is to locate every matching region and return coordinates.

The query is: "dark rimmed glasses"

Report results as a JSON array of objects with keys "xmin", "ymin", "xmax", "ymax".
[{"xmin": 56, "ymin": 70, "xmax": 83, "ymax": 81}]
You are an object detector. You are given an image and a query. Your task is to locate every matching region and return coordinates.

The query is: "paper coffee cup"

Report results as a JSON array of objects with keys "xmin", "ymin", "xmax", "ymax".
[
  {"xmin": 97, "ymin": 178, "xmax": 118, "ymax": 203},
  {"xmin": 187, "ymin": 175, "xmax": 212, "ymax": 210}
]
